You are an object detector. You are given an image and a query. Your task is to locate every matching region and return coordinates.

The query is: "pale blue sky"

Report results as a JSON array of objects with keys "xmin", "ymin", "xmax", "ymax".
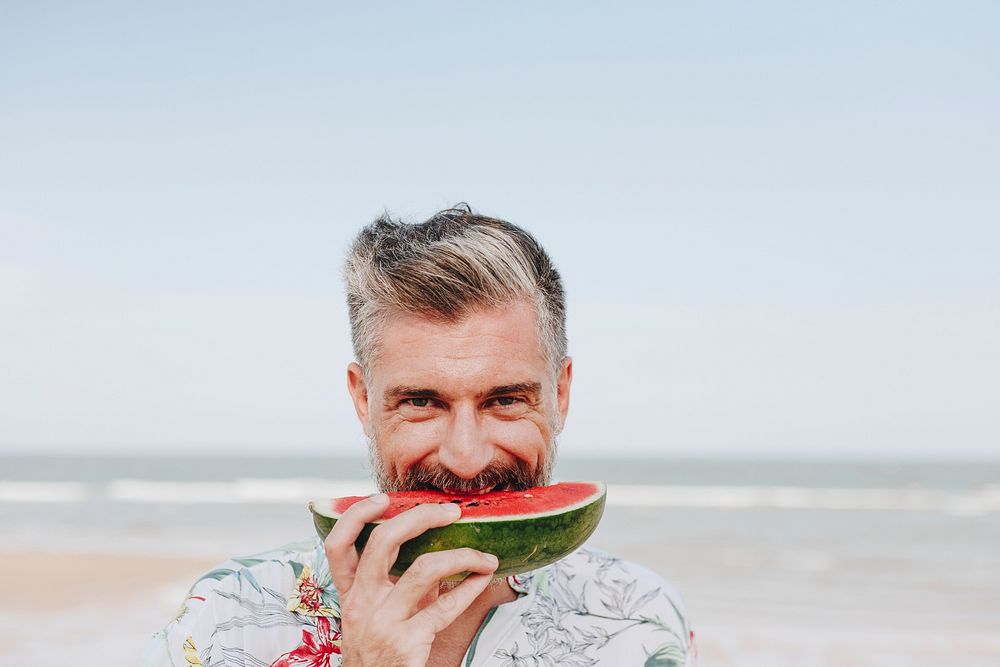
[{"xmin": 2, "ymin": 1, "xmax": 998, "ymax": 459}]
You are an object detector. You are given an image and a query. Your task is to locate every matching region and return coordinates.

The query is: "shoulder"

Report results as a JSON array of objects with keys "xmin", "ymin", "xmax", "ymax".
[
  {"xmin": 141, "ymin": 538, "xmax": 340, "ymax": 667},
  {"xmin": 176, "ymin": 538, "xmax": 323, "ymax": 623},
  {"xmin": 559, "ymin": 546, "xmax": 691, "ymax": 620},
  {"xmin": 184, "ymin": 538, "xmax": 321, "ymax": 601},
  {"xmin": 520, "ymin": 546, "xmax": 696, "ymax": 666}
]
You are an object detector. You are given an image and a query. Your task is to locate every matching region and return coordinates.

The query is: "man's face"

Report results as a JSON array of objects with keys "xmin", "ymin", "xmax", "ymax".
[{"xmin": 347, "ymin": 299, "xmax": 572, "ymax": 493}]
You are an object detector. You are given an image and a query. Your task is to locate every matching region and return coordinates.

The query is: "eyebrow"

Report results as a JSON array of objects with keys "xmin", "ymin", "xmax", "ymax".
[
  {"xmin": 384, "ymin": 386, "xmax": 445, "ymax": 402},
  {"xmin": 383, "ymin": 381, "xmax": 542, "ymax": 403},
  {"xmin": 484, "ymin": 382, "xmax": 542, "ymax": 399}
]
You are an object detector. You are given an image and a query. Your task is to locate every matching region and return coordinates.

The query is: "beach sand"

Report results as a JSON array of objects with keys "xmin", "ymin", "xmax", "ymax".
[
  {"xmin": 0, "ymin": 551, "xmax": 217, "ymax": 665},
  {"xmin": 0, "ymin": 551, "xmax": 217, "ymax": 612}
]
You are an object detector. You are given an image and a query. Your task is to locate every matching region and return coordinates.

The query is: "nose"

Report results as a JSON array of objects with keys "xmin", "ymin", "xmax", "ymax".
[{"xmin": 437, "ymin": 402, "xmax": 494, "ymax": 479}]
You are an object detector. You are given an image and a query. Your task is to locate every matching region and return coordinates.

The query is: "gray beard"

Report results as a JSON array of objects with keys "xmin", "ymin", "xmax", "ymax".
[{"xmin": 366, "ymin": 435, "xmax": 558, "ymax": 493}]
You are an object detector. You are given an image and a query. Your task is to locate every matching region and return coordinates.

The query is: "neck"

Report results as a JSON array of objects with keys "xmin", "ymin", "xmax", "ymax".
[{"xmin": 429, "ymin": 576, "xmax": 518, "ymax": 665}]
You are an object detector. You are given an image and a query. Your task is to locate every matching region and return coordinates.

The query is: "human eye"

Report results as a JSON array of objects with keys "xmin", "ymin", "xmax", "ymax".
[
  {"xmin": 487, "ymin": 395, "xmax": 525, "ymax": 409},
  {"xmin": 403, "ymin": 397, "xmax": 434, "ymax": 408},
  {"xmin": 394, "ymin": 395, "xmax": 443, "ymax": 420}
]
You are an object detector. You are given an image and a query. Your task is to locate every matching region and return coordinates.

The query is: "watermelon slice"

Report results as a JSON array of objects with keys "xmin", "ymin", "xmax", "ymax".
[{"xmin": 309, "ymin": 481, "xmax": 606, "ymax": 579}]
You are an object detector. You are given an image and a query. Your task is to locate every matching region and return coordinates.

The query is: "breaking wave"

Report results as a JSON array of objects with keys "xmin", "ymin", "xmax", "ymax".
[{"xmin": 1, "ymin": 479, "xmax": 998, "ymax": 515}]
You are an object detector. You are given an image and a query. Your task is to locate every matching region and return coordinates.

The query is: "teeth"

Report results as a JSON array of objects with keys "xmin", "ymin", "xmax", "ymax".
[{"xmin": 440, "ymin": 486, "xmax": 494, "ymax": 495}]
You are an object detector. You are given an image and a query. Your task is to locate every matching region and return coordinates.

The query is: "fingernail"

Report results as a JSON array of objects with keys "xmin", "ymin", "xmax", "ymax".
[
  {"xmin": 485, "ymin": 553, "xmax": 499, "ymax": 566},
  {"xmin": 369, "ymin": 493, "xmax": 389, "ymax": 505},
  {"xmin": 444, "ymin": 502, "xmax": 462, "ymax": 516}
]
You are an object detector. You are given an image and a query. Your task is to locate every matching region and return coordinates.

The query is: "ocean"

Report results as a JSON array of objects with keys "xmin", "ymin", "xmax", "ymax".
[{"xmin": 1, "ymin": 455, "xmax": 998, "ymax": 666}]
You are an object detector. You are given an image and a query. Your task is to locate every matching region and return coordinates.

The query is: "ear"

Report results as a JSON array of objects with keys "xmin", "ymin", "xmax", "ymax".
[
  {"xmin": 555, "ymin": 356, "xmax": 573, "ymax": 432},
  {"xmin": 346, "ymin": 362, "xmax": 371, "ymax": 434}
]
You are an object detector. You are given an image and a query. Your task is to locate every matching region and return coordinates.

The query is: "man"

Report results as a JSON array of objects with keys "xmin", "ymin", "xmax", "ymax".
[{"xmin": 143, "ymin": 206, "xmax": 696, "ymax": 666}]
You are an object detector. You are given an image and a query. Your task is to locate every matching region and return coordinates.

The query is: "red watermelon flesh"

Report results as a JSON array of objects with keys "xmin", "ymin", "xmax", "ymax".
[{"xmin": 327, "ymin": 481, "xmax": 600, "ymax": 521}]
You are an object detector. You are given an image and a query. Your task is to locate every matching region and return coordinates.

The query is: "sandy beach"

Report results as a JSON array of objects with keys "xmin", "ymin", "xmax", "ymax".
[
  {"xmin": 0, "ymin": 552, "xmax": 216, "ymax": 612},
  {"xmin": 0, "ymin": 552, "xmax": 217, "ymax": 663}
]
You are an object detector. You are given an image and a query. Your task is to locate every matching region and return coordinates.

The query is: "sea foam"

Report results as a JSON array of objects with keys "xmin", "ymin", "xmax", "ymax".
[{"xmin": 1, "ymin": 479, "xmax": 998, "ymax": 515}]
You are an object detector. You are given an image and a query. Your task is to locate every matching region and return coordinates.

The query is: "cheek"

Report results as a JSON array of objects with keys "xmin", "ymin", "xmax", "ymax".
[
  {"xmin": 490, "ymin": 418, "xmax": 550, "ymax": 457},
  {"xmin": 378, "ymin": 418, "xmax": 444, "ymax": 468}
]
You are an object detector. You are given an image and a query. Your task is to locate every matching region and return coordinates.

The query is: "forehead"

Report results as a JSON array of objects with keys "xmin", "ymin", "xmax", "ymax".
[{"xmin": 371, "ymin": 301, "xmax": 548, "ymax": 392}]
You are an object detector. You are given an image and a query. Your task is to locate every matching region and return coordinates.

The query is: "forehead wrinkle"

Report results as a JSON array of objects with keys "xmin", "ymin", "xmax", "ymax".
[
  {"xmin": 370, "ymin": 302, "xmax": 550, "ymax": 393},
  {"xmin": 396, "ymin": 327, "xmax": 528, "ymax": 350}
]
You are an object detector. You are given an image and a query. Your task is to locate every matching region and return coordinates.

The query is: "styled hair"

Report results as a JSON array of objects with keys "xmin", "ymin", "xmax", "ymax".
[{"xmin": 344, "ymin": 204, "xmax": 567, "ymax": 378}]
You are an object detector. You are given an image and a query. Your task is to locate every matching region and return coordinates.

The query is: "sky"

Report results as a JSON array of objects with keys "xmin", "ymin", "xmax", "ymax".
[{"xmin": 1, "ymin": 1, "xmax": 998, "ymax": 460}]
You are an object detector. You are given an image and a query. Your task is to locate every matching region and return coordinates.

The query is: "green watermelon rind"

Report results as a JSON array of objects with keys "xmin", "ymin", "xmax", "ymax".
[{"xmin": 309, "ymin": 482, "xmax": 606, "ymax": 579}]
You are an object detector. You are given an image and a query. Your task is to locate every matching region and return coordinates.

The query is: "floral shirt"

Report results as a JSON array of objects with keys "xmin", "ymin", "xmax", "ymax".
[{"xmin": 142, "ymin": 538, "xmax": 697, "ymax": 667}]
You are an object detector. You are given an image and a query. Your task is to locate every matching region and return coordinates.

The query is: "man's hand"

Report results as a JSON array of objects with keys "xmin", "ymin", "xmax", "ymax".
[{"xmin": 325, "ymin": 493, "xmax": 500, "ymax": 667}]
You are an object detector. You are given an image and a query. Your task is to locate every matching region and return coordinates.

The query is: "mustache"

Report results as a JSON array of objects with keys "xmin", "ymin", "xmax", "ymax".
[{"xmin": 391, "ymin": 459, "xmax": 543, "ymax": 493}]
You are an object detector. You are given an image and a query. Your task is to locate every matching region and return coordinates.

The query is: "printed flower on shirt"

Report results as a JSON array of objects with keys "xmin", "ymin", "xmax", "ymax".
[
  {"xmin": 182, "ymin": 637, "xmax": 204, "ymax": 666},
  {"xmin": 270, "ymin": 616, "xmax": 342, "ymax": 667},
  {"xmin": 287, "ymin": 564, "xmax": 339, "ymax": 618}
]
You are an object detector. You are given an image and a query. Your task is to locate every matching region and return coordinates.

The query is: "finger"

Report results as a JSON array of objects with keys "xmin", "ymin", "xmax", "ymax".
[
  {"xmin": 416, "ymin": 584, "xmax": 439, "ymax": 612},
  {"xmin": 414, "ymin": 572, "xmax": 496, "ymax": 634},
  {"xmin": 355, "ymin": 502, "xmax": 462, "ymax": 586},
  {"xmin": 324, "ymin": 493, "xmax": 390, "ymax": 592},
  {"xmin": 388, "ymin": 549, "xmax": 499, "ymax": 617}
]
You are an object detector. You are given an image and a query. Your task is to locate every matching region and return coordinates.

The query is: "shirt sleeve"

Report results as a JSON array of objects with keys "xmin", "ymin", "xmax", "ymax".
[
  {"xmin": 140, "ymin": 585, "xmax": 220, "ymax": 666},
  {"xmin": 140, "ymin": 551, "xmax": 331, "ymax": 667},
  {"xmin": 596, "ymin": 553, "xmax": 698, "ymax": 667}
]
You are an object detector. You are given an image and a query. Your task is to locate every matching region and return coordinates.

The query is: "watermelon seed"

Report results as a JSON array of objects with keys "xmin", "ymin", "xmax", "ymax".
[{"xmin": 466, "ymin": 501, "xmax": 480, "ymax": 507}]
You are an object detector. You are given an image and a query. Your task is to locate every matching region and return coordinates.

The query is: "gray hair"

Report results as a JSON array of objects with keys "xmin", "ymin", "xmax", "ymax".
[{"xmin": 344, "ymin": 205, "xmax": 567, "ymax": 378}]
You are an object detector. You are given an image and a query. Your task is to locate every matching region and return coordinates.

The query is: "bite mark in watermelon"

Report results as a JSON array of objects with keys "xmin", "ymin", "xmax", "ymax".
[{"xmin": 309, "ymin": 481, "xmax": 606, "ymax": 579}]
